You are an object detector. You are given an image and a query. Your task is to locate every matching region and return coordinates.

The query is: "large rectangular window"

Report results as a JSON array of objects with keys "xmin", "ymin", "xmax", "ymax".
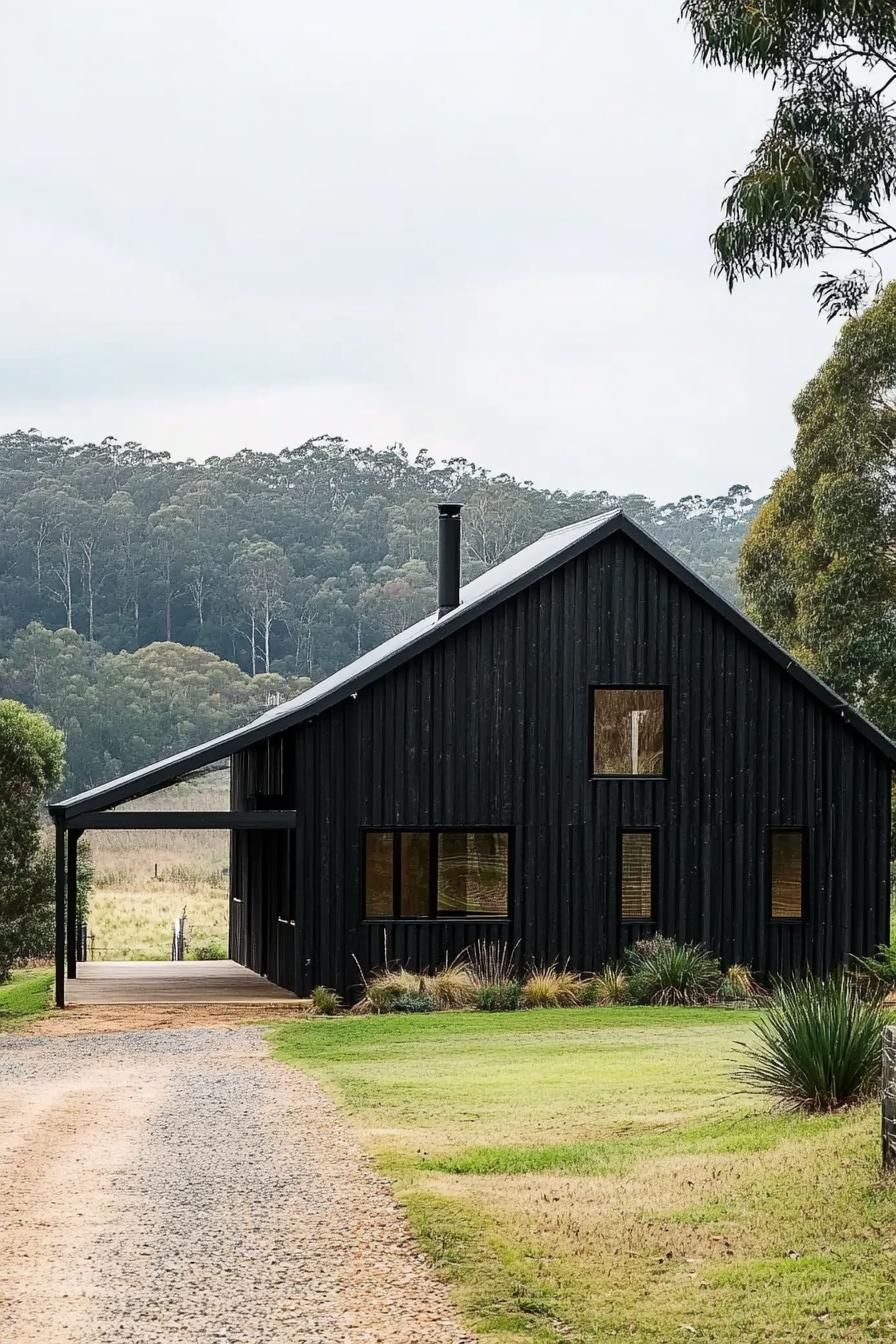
[
  {"xmin": 770, "ymin": 829, "xmax": 806, "ymax": 921},
  {"xmin": 619, "ymin": 829, "xmax": 656, "ymax": 922},
  {"xmin": 363, "ymin": 830, "xmax": 510, "ymax": 919},
  {"xmin": 593, "ymin": 688, "xmax": 665, "ymax": 777}
]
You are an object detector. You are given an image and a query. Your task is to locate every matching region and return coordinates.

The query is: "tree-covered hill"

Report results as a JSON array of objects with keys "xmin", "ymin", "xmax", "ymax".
[{"xmin": 0, "ymin": 430, "xmax": 760, "ymax": 792}]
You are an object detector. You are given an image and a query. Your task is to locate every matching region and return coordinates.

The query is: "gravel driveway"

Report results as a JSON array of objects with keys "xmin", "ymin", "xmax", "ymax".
[{"xmin": 0, "ymin": 1027, "xmax": 474, "ymax": 1344}]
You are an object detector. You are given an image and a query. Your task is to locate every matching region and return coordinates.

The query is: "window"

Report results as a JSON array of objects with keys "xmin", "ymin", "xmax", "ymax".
[
  {"xmin": 364, "ymin": 831, "xmax": 394, "ymax": 918},
  {"xmin": 619, "ymin": 830, "xmax": 656, "ymax": 922},
  {"xmin": 593, "ymin": 688, "xmax": 665, "ymax": 776},
  {"xmin": 364, "ymin": 830, "xmax": 510, "ymax": 919},
  {"xmin": 770, "ymin": 829, "xmax": 806, "ymax": 921},
  {"xmin": 437, "ymin": 832, "xmax": 509, "ymax": 916}
]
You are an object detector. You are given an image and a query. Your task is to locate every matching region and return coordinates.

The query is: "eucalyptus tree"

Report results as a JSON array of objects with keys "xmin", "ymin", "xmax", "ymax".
[
  {"xmin": 739, "ymin": 282, "xmax": 896, "ymax": 735},
  {"xmin": 682, "ymin": 1, "xmax": 896, "ymax": 314}
]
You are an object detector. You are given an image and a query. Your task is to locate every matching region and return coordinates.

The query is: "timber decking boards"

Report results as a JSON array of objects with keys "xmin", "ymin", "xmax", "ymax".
[{"xmin": 67, "ymin": 960, "xmax": 299, "ymax": 1005}]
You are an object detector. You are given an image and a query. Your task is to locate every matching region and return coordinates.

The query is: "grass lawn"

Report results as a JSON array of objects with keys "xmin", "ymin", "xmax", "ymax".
[
  {"xmin": 0, "ymin": 968, "xmax": 53, "ymax": 1030},
  {"xmin": 274, "ymin": 1008, "xmax": 896, "ymax": 1343}
]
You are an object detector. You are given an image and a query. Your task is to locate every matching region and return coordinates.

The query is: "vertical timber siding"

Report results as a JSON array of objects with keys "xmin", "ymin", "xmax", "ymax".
[
  {"xmin": 231, "ymin": 532, "xmax": 891, "ymax": 995},
  {"xmin": 230, "ymin": 730, "xmax": 297, "ymax": 992}
]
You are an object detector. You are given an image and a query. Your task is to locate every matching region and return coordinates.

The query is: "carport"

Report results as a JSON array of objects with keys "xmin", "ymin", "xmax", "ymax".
[{"xmin": 49, "ymin": 743, "xmax": 297, "ymax": 1010}]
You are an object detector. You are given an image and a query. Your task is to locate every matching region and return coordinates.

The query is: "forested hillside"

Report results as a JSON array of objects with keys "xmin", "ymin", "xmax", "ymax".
[{"xmin": 0, "ymin": 430, "xmax": 759, "ymax": 792}]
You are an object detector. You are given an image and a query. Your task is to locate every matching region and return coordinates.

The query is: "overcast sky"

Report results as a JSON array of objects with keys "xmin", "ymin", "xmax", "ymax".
[{"xmin": 0, "ymin": 2, "xmax": 838, "ymax": 501}]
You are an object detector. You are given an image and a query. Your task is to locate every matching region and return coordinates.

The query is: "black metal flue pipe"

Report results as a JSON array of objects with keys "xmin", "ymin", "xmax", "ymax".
[{"xmin": 437, "ymin": 503, "xmax": 462, "ymax": 617}]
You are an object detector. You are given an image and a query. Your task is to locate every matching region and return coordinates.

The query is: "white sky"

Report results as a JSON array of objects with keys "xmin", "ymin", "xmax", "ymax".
[{"xmin": 0, "ymin": 1, "xmax": 838, "ymax": 501}]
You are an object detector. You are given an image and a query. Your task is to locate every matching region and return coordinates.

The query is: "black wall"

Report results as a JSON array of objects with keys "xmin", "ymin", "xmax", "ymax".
[{"xmin": 231, "ymin": 532, "xmax": 892, "ymax": 995}]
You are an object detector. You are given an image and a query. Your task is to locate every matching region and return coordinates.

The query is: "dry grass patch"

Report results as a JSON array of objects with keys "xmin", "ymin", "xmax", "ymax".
[{"xmin": 85, "ymin": 773, "xmax": 229, "ymax": 960}]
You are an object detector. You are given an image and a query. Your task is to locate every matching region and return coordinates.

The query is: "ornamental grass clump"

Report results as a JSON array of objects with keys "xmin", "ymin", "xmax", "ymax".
[
  {"xmin": 357, "ymin": 966, "xmax": 420, "ymax": 1013},
  {"xmin": 585, "ymin": 964, "xmax": 631, "ymax": 1005},
  {"xmin": 736, "ymin": 974, "xmax": 887, "ymax": 1112},
  {"xmin": 717, "ymin": 963, "xmax": 764, "ymax": 1003},
  {"xmin": 624, "ymin": 935, "xmax": 722, "ymax": 1006},
  {"xmin": 465, "ymin": 939, "xmax": 520, "ymax": 990},
  {"xmin": 521, "ymin": 962, "xmax": 583, "ymax": 1007},
  {"xmin": 427, "ymin": 961, "xmax": 475, "ymax": 1009},
  {"xmin": 310, "ymin": 984, "xmax": 341, "ymax": 1016}
]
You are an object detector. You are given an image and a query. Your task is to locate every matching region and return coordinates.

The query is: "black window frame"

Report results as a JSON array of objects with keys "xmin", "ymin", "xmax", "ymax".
[
  {"xmin": 618, "ymin": 827, "xmax": 658, "ymax": 925},
  {"xmin": 769, "ymin": 826, "xmax": 808, "ymax": 924},
  {"xmin": 590, "ymin": 684, "xmax": 669, "ymax": 780},
  {"xmin": 361, "ymin": 826, "xmax": 513, "ymax": 922}
]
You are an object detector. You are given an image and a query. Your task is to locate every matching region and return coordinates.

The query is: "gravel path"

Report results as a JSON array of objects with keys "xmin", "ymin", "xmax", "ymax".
[{"xmin": 0, "ymin": 1027, "xmax": 474, "ymax": 1344}]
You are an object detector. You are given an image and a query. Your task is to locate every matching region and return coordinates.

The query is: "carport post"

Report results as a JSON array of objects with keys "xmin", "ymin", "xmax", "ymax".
[
  {"xmin": 66, "ymin": 829, "xmax": 81, "ymax": 979},
  {"xmin": 54, "ymin": 818, "xmax": 65, "ymax": 1008}
]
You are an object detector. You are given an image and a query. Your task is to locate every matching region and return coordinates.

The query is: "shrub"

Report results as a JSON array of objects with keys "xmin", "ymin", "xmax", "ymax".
[
  {"xmin": 474, "ymin": 981, "xmax": 522, "ymax": 1011},
  {"xmin": 585, "ymin": 964, "xmax": 631, "ymax": 1005},
  {"xmin": 0, "ymin": 700, "xmax": 65, "ymax": 982},
  {"xmin": 718, "ymin": 963, "xmax": 763, "ymax": 1002},
  {"xmin": 465, "ymin": 939, "xmax": 520, "ymax": 989},
  {"xmin": 624, "ymin": 936, "xmax": 722, "ymax": 1005},
  {"xmin": 392, "ymin": 990, "xmax": 436, "ymax": 1013},
  {"xmin": 189, "ymin": 938, "xmax": 227, "ymax": 961},
  {"xmin": 852, "ymin": 944, "xmax": 896, "ymax": 996},
  {"xmin": 736, "ymin": 974, "xmax": 887, "ymax": 1112},
  {"xmin": 521, "ymin": 963, "xmax": 583, "ymax": 1007},
  {"xmin": 310, "ymin": 984, "xmax": 341, "ymax": 1016}
]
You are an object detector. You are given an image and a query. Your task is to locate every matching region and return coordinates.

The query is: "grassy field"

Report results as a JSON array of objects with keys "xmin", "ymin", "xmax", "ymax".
[
  {"xmin": 87, "ymin": 771, "xmax": 229, "ymax": 959},
  {"xmin": 0, "ymin": 969, "xmax": 53, "ymax": 1029},
  {"xmin": 275, "ymin": 1008, "xmax": 896, "ymax": 1343}
]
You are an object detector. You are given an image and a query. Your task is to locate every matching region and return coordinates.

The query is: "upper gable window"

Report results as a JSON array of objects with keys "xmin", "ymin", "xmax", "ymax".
[{"xmin": 592, "ymin": 688, "xmax": 665, "ymax": 777}]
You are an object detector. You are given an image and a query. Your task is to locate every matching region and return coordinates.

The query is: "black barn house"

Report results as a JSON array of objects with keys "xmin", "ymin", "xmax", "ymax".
[{"xmin": 50, "ymin": 506, "xmax": 895, "ymax": 1002}]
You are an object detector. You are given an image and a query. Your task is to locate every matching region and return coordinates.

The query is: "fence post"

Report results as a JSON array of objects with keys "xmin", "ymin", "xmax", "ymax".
[
  {"xmin": 171, "ymin": 909, "xmax": 188, "ymax": 961},
  {"xmin": 883, "ymin": 1026, "xmax": 896, "ymax": 1170}
]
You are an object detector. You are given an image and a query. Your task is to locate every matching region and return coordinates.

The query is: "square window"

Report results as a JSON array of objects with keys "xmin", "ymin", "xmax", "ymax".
[
  {"xmin": 620, "ymin": 830, "xmax": 655, "ymax": 922},
  {"xmin": 593, "ymin": 688, "xmax": 665, "ymax": 776},
  {"xmin": 770, "ymin": 829, "xmax": 806, "ymax": 921}
]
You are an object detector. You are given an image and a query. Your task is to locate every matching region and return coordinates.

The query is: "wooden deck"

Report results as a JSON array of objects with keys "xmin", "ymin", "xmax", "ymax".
[{"xmin": 66, "ymin": 961, "xmax": 299, "ymax": 1006}]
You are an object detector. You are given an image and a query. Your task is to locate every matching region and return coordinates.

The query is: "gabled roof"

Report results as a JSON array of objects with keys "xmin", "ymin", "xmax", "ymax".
[{"xmin": 51, "ymin": 508, "xmax": 896, "ymax": 819}]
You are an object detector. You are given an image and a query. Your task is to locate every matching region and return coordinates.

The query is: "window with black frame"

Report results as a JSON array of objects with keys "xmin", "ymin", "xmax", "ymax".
[
  {"xmin": 619, "ymin": 829, "xmax": 656, "ymax": 922},
  {"xmin": 770, "ymin": 829, "xmax": 806, "ymax": 921},
  {"xmin": 593, "ymin": 688, "xmax": 665, "ymax": 777},
  {"xmin": 363, "ymin": 830, "xmax": 510, "ymax": 919}
]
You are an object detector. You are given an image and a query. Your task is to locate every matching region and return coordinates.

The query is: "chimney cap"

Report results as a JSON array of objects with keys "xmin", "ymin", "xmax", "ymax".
[{"xmin": 438, "ymin": 501, "xmax": 463, "ymax": 517}]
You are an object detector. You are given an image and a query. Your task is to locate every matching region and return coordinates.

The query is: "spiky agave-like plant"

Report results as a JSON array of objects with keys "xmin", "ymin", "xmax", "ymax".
[
  {"xmin": 735, "ymin": 974, "xmax": 887, "ymax": 1112},
  {"xmin": 625, "ymin": 936, "xmax": 722, "ymax": 1005}
]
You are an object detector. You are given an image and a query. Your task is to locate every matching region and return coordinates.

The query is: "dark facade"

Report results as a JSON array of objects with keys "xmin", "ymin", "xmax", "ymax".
[{"xmin": 230, "ymin": 528, "xmax": 893, "ymax": 996}]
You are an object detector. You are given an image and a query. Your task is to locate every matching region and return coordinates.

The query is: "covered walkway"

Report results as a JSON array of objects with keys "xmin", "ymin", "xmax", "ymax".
[{"xmin": 66, "ymin": 960, "xmax": 298, "ymax": 1006}]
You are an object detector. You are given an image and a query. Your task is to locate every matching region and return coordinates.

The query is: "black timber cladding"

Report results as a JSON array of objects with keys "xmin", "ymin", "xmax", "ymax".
[{"xmin": 231, "ymin": 530, "xmax": 893, "ymax": 995}]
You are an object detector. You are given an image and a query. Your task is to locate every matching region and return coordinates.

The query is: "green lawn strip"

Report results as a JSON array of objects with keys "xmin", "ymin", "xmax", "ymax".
[
  {"xmin": 424, "ymin": 1107, "xmax": 845, "ymax": 1176},
  {"xmin": 0, "ymin": 969, "xmax": 53, "ymax": 1029},
  {"xmin": 273, "ymin": 1008, "xmax": 896, "ymax": 1342},
  {"xmin": 401, "ymin": 1187, "xmax": 574, "ymax": 1344}
]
